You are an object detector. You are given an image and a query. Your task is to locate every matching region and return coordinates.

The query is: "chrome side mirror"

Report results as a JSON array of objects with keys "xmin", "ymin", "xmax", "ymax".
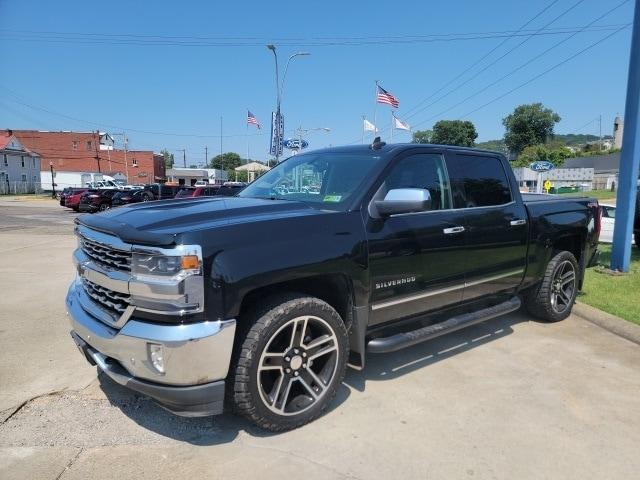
[{"xmin": 375, "ymin": 188, "xmax": 432, "ymax": 216}]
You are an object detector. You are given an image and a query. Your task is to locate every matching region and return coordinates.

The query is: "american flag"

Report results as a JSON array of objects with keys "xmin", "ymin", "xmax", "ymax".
[
  {"xmin": 376, "ymin": 85, "xmax": 399, "ymax": 108},
  {"xmin": 247, "ymin": 110, "xmax": 261, "ymax": 129}
]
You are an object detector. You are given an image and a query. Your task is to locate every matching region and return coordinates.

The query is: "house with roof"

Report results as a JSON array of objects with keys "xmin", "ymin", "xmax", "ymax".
[{"xmin": 0, "ymin": 132, "xmax": 41, "ymax": 194}]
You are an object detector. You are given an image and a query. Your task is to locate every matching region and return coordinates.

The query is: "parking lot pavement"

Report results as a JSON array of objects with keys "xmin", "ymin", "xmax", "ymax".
[{"xmin": 1, "ymin": 199, "xmax": 640, "ymax": 479}]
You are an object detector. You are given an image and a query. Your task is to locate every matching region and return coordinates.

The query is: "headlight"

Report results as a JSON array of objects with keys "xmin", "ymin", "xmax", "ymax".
[{"xmin": 131, "ymin": 245, "xmax": 202, "ymax": 281}]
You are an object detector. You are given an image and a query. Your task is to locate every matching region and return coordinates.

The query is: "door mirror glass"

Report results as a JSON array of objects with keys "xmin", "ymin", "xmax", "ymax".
[{"xmin": 375, "ymin": 188, "xmax": 432, "ymax": 216}]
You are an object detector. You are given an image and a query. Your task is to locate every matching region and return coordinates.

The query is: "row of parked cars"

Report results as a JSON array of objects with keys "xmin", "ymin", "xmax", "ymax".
[{"xmin": 59, "ymin": 182, "xmax": 246, "ymax": 213}]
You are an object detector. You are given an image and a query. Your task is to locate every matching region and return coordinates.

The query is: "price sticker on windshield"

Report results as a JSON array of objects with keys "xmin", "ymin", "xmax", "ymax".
[{"xmin": 323, "ymin": 195, "xmax": 342, "ymax": 202}]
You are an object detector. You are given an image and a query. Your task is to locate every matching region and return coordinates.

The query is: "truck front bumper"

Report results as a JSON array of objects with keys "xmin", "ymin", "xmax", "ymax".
[{"xmin": 66, "ymin": 283, "xmax": 236, "ymax": 417}]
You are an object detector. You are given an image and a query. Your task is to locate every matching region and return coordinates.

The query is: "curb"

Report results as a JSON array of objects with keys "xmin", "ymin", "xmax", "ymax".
[{"xmin": 574, "ymin": 302, "xmax": 640, "ymax": 346}]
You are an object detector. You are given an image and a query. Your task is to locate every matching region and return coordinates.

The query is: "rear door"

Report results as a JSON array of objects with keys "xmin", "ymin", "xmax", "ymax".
[{"xmin": 446, "ymin": 151, "xmax": 528, "ymax": 300}]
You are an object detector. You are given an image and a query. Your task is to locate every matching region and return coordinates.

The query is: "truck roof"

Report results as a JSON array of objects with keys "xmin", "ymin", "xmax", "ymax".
[{"xmin": 300, "ymin": 142, "xmax": 506, "ymax": 158}]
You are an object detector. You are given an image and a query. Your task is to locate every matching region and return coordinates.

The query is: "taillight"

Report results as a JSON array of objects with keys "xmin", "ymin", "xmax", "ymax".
[{"xmin": 589, "ymin": 202, "xmax": 603, "ymax": 240}]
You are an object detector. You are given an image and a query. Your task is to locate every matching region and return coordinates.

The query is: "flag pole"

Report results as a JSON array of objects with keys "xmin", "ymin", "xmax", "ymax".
[
  {"xmin": 373, "ymin": 80, "xmax": 378, "ymax": 140},
  {"xmin": 362, "ymin": 116, "xmax": 365, "ymax": 144},
  {"xmin": 246, "ymin": 112, "xmax": 250, "ymax": 164},
  {"xmin": 390, "ymin": 112, "xmax": 394, "ymax": 141}
]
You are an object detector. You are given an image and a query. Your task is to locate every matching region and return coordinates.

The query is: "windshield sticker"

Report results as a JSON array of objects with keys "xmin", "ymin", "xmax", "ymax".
[{"xmin": 323, "ymin": 195, "xmax": 342, "ymax": 202}]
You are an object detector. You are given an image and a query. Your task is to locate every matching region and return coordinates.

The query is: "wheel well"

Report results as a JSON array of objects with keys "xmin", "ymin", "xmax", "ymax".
[
  {"xmin": 553, "ymin": 235, "xmax": 583, "ymax": 262},
  {"xmin": 239, "ymin": 274, "xmax": 354, "ymax": 328}
]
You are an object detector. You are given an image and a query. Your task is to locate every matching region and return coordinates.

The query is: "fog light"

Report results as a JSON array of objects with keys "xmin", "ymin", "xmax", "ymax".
[{"xmin": 148, "ymin": 343, "xmax": 165, "ymax": 374}]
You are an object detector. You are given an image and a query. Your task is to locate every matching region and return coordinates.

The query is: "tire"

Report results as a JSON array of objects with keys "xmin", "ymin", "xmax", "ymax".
[
  {"xmin": 229, "ymin": 294, "xmax": 349, "ymax": 432},
  {"xmin": 635, "ymin": 232, "xmax": 640, "ymax": 250},
  {"xmin": 524, "ymin": 251, "xmax": 579, "ymax": 322},
  {"xmin": 99, "ymin": 203, "xmax": 110, "ymax": 212},
  {"xmin": 142, "ymin": 193, "xmax": 152, "ymax": 202}
]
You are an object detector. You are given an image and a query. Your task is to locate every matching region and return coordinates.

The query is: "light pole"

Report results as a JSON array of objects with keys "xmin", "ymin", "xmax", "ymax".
[
  {"xmin": 49, "ymin": 161, "xmax": 56, "ymax": 199},
  {"xmin": 266, "ymin": 45, "xmax": 310, "ymax": 164}
]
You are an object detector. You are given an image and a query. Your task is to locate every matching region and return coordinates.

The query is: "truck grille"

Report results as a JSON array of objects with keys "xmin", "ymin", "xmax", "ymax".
[
  {"xmin": 82, "ymin": 278, "xmax": 130, "ymax": 314},
  {"xmin": 79, "ymin": 235, "xmax": 131, "ymax": 271}
]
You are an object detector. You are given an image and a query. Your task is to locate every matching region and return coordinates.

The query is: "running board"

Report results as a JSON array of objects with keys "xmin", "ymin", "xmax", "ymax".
[{"xmin": 367, "ymin": 297, "xmax": 521, "ymax": 354}]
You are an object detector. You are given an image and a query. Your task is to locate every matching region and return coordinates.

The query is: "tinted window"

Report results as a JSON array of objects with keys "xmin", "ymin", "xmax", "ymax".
[
  {"xmin": 384, "ymin": 153, "xmax": 452, "ymax": 210},
  {"xmin": 448, "ymin": 154, "xmax": 512, "ymax": 208},
  {"xmin": 175, "ymin": 188, "xmax": 195, "ymax": 198}
]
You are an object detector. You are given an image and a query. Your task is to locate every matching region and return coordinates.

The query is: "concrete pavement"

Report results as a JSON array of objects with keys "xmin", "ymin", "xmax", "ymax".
[{"xmin": 1, "ymin": 200, "xmax": 639, "ymax": 479}]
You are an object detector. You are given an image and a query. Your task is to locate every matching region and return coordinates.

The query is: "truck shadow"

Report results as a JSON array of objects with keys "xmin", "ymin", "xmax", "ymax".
[{"xmin": 97, "ymin": 311, "xmax": 527, "ymax": 445}]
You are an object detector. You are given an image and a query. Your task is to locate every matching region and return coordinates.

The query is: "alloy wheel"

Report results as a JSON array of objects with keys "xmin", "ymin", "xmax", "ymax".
[
  {"xmin": 550, "ymin": 260, "xmax": 576, "ymax": 314},
  {"xmin": 257, "ymin": 315, "xmax": 339, "ymax": 416}
]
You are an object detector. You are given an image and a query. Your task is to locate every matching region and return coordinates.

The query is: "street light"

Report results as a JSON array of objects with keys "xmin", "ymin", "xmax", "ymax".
[{"xmin": 266, "ymin": 45, "xmax": 310, "ymax": 164}]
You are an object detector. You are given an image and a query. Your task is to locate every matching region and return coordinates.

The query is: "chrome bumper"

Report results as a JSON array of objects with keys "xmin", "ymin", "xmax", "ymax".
[{"xmin": 66, "ymin": 281, "xmax": 236, "ymax": 414}]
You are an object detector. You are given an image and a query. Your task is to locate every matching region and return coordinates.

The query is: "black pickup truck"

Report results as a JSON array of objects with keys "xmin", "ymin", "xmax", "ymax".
[{"xmin": 67, "ymin": 141, "xmax": 601, "ymax": 431}]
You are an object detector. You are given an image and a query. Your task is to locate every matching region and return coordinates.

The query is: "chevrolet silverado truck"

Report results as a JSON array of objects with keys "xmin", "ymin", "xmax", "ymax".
[{"xmin": 67, "ymin": 140, "xmax": 601, "ymax": 431}]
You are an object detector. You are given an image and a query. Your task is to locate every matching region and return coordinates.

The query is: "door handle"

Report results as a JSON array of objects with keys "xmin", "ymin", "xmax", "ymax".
[
  {"xmin": 510, "ymin": 219, "xmax": 526, "ymax": 226},
  {"xmin": 443, "ymin": 226, "xmax": 465, "ymax": 234}
]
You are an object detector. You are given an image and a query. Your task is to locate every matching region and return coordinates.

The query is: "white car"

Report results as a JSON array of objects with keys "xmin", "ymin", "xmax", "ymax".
[
  {"xmin": 599, "ymin": 204, "xmax": 637, "ymax": 245},
  {"xmin": 194, "ymin": 180, "xmax": 209, "ymax": 186}
]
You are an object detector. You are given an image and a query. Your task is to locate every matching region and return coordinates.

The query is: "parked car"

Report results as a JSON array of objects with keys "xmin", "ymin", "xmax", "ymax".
[
  {"xmin": 68, "ymin": 142, "xmax": 601, "ymax": 431},
  {"xmin": 174, "ymin": 186, "xmax": 220, "ymax": 199},
  {"xmin": 215, "ymin": 182, "xmax": 246, "ymax": 196},
  {"xmin": 194, "ymin": 180, "xmax": 209, "ymax": 186},
  {"xmin": 64, "ymin": 190, "xmax": 88, "ymax": 212},
  {"xmin": 599, "ymin": 202, "xmax": 639, "ymax": 246},
  {"xmin": 635, "ymin": 187, "xmax": 640, "ymax": 249},
  {"xmin": 141, "ymin": 183, "xmax": 181, "ymax": 201},
  {"xmin": 111, "ymin": 189, "xmax": 145, "ymax": 207},
  {"xmin": 59, "ymin": 187, "xmax": 87, "ymax": 207},
  {"xmin": 78, "ymin": 189, "xmax": 118, "ymax": 213}
]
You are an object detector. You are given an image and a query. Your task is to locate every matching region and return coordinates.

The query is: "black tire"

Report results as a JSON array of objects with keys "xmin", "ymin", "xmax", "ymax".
[
  {"xmin": 635, "ymin": 232, "xmax": 640, "ymax": 250},
  {"xmin": 142, "ymin": 193, "xmax": 153, "ymax": 202},
  {"xmin": 229, "ymin": 294, "xmax": 348, "ymax": 432},
  {"xmin": 524, "ymin": 251, "xmax": 579, "ymax": 322},
  {"xmin": 99, "ymin": 203, "xmax": 110, "ymax": 212}
]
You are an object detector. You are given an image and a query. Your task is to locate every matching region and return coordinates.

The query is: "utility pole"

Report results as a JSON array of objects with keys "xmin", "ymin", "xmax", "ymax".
[
  {"xmin": 49, "ymin": 161, "xmax": 56, "ymax": 199},
  {"xmin": 181, "ymin": 149, "xmax": 186, "ymax": 168},
  {"xmin": 599, "ymin": 114, "xmax": 603, "ymax": 151},
  {"xmin": 205, "ymin": 146, "xmax": 208, "ymax": 167},
  {"xmin": 220, "ymin": 116, "xmax": 223, "ymax": 158},
  {"xmin": 611, "ymin": 0, "xmax": 640, "ymax": 272},
  {"xmin": 94, "ymin": 130, "xmax": 101, "ymax": 173},
  {"xmin": 123, "ymin": 134, "xmax": 128, "ymax": 184}
]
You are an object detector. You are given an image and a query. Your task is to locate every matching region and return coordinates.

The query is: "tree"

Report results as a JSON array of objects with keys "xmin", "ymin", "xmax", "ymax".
[
  {"xmin": 503, "ymin": 103, "xmax": 561, "ymax": 155},
  {"xmin": 209, "ymin": 152, "xmax": 242, "ymax": 171},
  {"xmin": 412, "ymin": 129, "xmax": 433, "ymax": 144},
  {"xmin": 431, "ymin": 120, "xmax": 478, "ymax": 147},
  {"xmin": 512, "ymin": 143, "xmax": 572, "ymax": 168},
  {"xmin": 160, "ymin": 149, "xmax": 174, "ymax": 169}
]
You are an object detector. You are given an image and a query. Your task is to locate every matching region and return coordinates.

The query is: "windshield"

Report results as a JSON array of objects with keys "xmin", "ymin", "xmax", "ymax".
[
  {"xmin": 175, "ymin": 188, "xmax": 195, "ymax": 198},
  {"xmin": 238, "ymin": 152, "xmax": 383, "ymax": 209}
]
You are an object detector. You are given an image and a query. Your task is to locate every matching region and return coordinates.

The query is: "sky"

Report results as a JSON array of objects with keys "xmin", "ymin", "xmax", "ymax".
[{"xmin": 0, "ymin": 0, "xmax": 635, "ymax": 165}]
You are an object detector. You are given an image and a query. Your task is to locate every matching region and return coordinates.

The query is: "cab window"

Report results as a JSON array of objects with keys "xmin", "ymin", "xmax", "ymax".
[{"xmin": 447, "ymin": 154, "xmax": 512, "ymax": 208}]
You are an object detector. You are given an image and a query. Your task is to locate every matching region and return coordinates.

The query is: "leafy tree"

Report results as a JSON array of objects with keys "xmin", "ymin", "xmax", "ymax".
[
  {"xmin": 503, "ymin": 103, "xmax": 561, "ymax": 155},
  {"xmin": 209, "ymin": 152, "xmax": 242, "ymax": 171},
  {"xmin": 431, "ymin": 120, "xmax": 478, "ymax": 147},
  {"xmin": 512, "ymin": 143, "xmax": 572, "ymax": 168},
  {"xmin": 476, "ymin": 139, "xmax": 507, "ymax": 153},
  {"xmin": 160, "ymin": 149, "xmax": 174, "ymax": 168},
  {"xmin": 412, "ymin": 129, "xmax": 433, "ymax": 144}
]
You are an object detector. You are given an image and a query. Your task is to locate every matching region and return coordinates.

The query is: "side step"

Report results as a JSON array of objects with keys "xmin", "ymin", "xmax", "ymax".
[{"xmin": 367, "ymin": 297, "xmax": 521, "ymax": 354}]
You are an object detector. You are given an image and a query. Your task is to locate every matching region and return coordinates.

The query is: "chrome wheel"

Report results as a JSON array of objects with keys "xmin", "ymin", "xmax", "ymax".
[
  {"xmin": 550, "ymin": 260, "xmax": 576, "ymax": 314},
  {"xmin": 257, "ymin": 315, "xmax": 339, "ymax": 416}
]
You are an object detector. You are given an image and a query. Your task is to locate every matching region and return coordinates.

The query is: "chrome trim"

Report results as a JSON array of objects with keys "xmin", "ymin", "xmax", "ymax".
[
  {"xmin": 371, "ymin": 268, "xmax": 524, "ymax": 311},
  {"xmin": 67, "ymin": 283, "xmax": 236, "ymax": 385},
  {"xmin": 383, "ymin": 200, "xmax": 517, "ymax": 218},
  {"xmin": 510, "ymin": 219, "xmax": 527, "ymax": 226},
  {"xmin": 443, "ymin": 226, "xmax": 465, "ymax": 234}
]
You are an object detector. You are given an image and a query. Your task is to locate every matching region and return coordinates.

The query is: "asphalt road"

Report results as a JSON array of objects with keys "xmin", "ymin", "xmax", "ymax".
[{"xmin": 1, "ymin": 198, "xmax": 640, "ymax": 480}]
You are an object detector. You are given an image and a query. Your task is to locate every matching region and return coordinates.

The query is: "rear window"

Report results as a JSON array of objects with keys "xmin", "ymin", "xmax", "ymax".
[
  {"xmin": 175, "ymin": 188, "xmax": 195, "ymax": 198},
  {"xmin": 447, "ymin": 154, "xmax": 512, "ymax": 208}
]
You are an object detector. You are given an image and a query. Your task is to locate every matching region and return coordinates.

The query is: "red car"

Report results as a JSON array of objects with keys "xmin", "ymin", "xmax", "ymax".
[
  {"xmin": 65, "ymin": 190, "xmax": 87, "ymax": 211},
  {"xmin": 174, "ymin": 186, "xmax": 220, "ymax": 198}
]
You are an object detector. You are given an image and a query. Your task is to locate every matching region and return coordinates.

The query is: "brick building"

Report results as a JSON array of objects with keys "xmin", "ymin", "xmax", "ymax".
[{"xmin": 4, "ymin": 130, "xmax": 165, "ymax": 184}]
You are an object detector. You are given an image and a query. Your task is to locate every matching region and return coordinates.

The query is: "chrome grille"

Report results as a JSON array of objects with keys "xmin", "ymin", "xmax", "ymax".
[
  {"xmin": 79, "ymin": 235, "xmax": 131, "ymax": 271},
  {"xmin": 82, "ymin": 278, "xmax": 130, "ymax": 314}
]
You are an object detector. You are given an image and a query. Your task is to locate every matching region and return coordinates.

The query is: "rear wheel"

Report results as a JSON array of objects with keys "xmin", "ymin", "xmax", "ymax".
[
  {"xmin": 230, "ymin": 294, "xmax": 348, "ymax": 431},
  {"xmin": 98, "ymin": 203, "xmax": 110, "ymax": 212},
  {"xmin": 524, "ymin": 251, "xmax": 579, "ymax": 322}
]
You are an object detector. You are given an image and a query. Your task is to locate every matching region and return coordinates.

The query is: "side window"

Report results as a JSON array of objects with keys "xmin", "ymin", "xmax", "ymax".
[
  {"xmin": 384, "ymin": 153, "xmax": 451, "ymax": 210},
  {"xmin": 447, "ymin": 154, "xmax": 512, "ymax": 208}
]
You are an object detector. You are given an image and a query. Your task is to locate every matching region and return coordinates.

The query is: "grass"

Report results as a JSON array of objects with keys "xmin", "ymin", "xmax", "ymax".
[
  {"xmin": 579, "ymin": 244, "xmax": 640, "ymax": 325},
  {"xmin": 558, "ymin": 189, "xmax": 617, "ymax": 202}
]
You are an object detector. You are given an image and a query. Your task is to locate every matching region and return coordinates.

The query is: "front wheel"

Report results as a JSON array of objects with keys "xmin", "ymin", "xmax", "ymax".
[
  {"xmin": 524, "ymin": 251, "xmax": 579, "ymax": 322},
  {"xmin": 230, "ymin": 294, "xmax": 348, "ymax": 431}
]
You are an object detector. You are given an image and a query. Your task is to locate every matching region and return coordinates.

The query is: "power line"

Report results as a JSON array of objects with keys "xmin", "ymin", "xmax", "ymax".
[
  {"xmin": 409, "ymin": 0, "xmax": 631, "ymax": 129},
  {"xmin": 402, "ymin": 0, "xmax": 561, "ymax": 118},
  {"xmin": 458, "ymin": 24, "xmax": 630, "ymax": 119},
  {"xmin": 0, "ymin": 25, "xmax": 629, "ymax": 47},
  {"xmin": 403, "ymin": 0, "xmax": 591, "ymax": 123}
]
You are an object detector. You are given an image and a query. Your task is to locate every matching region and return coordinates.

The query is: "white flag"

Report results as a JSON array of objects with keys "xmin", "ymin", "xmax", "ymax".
[
  {"xmin": 393, "ymin": 115, "xmax": 411, "ymax": 131},
  {"xmin": 363, "ymin": 118, "xmax": 378, "ymax": 132}
]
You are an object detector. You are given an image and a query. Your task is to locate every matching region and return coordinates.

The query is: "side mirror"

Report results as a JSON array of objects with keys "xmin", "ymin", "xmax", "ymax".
[{"xmin": 375, "ymin": 188, "xmax": 432, "ymax": 217}]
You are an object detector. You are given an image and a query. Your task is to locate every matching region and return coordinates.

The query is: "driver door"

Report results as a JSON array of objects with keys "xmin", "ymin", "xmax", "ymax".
[{"xmin": 366, "ymin": 151, "xmax": 469, "ymax": 326}]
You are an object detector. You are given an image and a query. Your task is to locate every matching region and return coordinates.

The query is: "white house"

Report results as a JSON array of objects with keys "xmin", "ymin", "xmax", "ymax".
[{"xmin": 0, "ymin": 133, "xmax": 41, "ymax": 194}]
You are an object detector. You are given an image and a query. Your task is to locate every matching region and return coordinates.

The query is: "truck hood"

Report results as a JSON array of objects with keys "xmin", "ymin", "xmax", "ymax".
[{"xmin": 75, "ymin": 197, "xmax": 327, "ymax": 246}]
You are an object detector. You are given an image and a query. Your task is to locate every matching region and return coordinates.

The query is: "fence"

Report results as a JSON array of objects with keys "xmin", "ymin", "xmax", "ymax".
[{"xmin": 0, "ymin": 182, "xmax": 44, "ymax": 195}]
